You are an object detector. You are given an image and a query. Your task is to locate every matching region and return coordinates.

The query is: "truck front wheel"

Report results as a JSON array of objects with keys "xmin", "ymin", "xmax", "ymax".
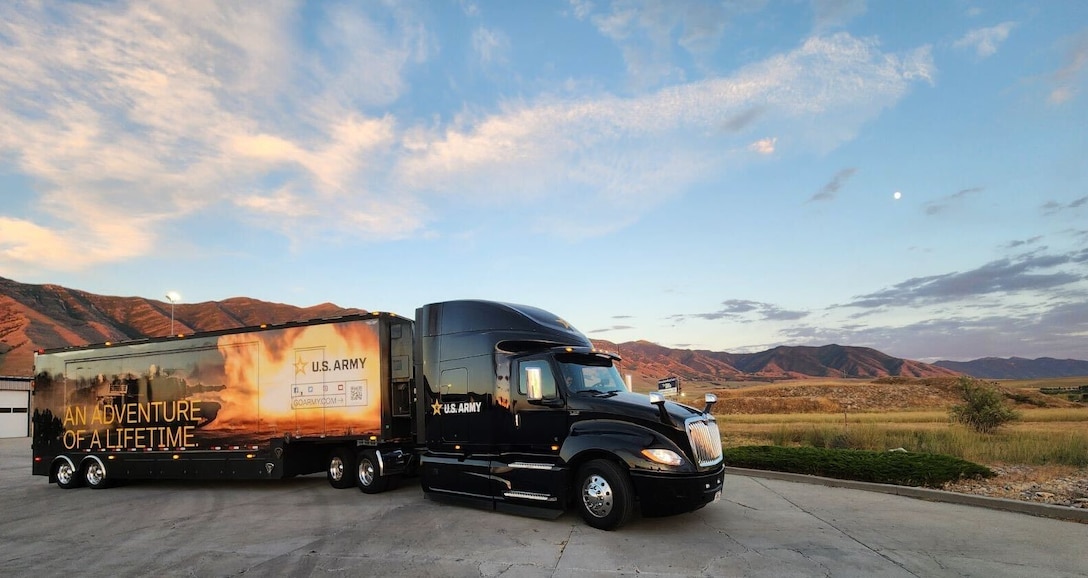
[
  {"xmin": 575, "ymin": 459, "xmax": 634, "ymax": 530},
  {"xmin": 356, "ymin": 449, "xmax": 389, "ymax": 494},
  {"xmin": 327, "ymin": 448, "xmax": 356, "ymax": 489}
]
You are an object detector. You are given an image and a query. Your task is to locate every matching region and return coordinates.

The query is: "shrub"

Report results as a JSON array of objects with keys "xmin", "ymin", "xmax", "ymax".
[
  {"xmin": 723, "ymin": 445, "xmax": 993, "ymax": 487},
  {"xmin": 949, "ymin": 377, "xmax": 1019, "ymax": 434}
]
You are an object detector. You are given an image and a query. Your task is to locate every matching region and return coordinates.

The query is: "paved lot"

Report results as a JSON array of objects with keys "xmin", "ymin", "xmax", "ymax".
[{"xmin": 2, "ymin": 437, "xmax": 1086, "ymax": 577}]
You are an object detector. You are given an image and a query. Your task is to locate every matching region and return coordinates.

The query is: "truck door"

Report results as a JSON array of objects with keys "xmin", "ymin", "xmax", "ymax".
[
  {"xmin": 497, "ymin": 355, "xmax": 569, "ymax": 506},
  {"xmin": 422, "ymin": 362, "xmax": 493, "ymax": 500}
]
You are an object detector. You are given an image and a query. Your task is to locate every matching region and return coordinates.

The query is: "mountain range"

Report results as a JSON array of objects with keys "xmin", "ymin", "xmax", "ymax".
[
  {"xmin": 0, "ymin": 276, "xmax": 1081, "ymax": 381},
  {"xmin": 934, "ymin": 357, "xmax": 1088, "ymax": 379}
]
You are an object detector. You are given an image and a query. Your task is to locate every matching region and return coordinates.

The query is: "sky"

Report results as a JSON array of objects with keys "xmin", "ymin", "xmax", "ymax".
[{"xmin": 1, "ymin": 1, "xmax": 1086, "ymax": 363}]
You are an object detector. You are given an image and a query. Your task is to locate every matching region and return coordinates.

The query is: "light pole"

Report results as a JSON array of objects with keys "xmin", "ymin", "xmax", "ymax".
[{"xmin": 165, "ymin": 291, "xmax": 181, "ymax": 335}]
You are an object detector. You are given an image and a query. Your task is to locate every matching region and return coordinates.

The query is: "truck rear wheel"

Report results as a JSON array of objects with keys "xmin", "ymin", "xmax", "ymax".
[
  {"xmin": 327, "ymin": 448, "xmax": 356, "ymax": 489},
  {"xmin": 357, "ymin": 449, "xmax": 388, "ymax": 494},
  {"xmin": 84, "ymin": 458, "xmax": 111, "ymax": 490},
  {"xmin": 55, "ymin": 458, "xmax": 82, "ymax": 489},
  {"xmin": 575, "ymin": 459, "xmax": 634, "ymax": 530}
]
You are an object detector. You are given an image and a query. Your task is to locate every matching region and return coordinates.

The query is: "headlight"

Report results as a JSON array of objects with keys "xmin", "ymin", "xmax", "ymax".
[{"xmin": 641, "ymin": 448, "xmax": 683, "ymax": 466}]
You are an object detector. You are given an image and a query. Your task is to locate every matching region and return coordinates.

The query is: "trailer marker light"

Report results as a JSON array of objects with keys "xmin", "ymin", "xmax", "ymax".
[
  {"xmin": 455, "ymin": 445, "xmax": 461, "ymax": 450},
  {"xmin": 246, "ymin": 454, "xmax": 255, "ymax": 459},
  {"xmin": 551, "ymin": 445, "xmax": 559, "ymax": 451},
  {"xmin": 107, "ymin": 455, "xmax": 115, "ymax": 460},
  {"xmin": 172, "ymin": 454, "xmax": 180, "ymax": 460},
  {"xmin": 369, "ymin": 436, "xmax": 377, "ymax": 441}
]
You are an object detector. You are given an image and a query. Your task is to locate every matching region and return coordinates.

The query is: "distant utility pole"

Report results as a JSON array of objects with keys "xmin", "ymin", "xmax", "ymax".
[{"xmin": 165, "ymin": 291, "xmax": 181, "ymax": 335}]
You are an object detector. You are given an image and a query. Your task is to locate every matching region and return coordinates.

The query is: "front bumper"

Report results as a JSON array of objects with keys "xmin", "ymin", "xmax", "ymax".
[{"xmin": 629, "ymin": 463, "xmax": 725, "ymax": 517}]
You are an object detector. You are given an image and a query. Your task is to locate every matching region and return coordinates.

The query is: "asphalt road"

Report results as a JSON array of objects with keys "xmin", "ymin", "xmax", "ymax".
[{"xmin": 2, "ymin": 437, "xmax": 1086, "ymax": 577}]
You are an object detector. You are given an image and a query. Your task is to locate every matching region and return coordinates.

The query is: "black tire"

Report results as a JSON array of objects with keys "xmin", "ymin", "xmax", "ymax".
[
  {"xmin": 327, "ymin": 448, "xmax": 356, "ymax": 489},
  {"xmin": 54, "ymin": 458, "xmax": 83, "ymax": 489},
  {"xmin": 575, "ymin": 459, "xmax": 634, "ymax": 530},
  {"xmin": 356, "ymin": 449, "xmax": 389, "ymax": 494},
  {"xmin": 84, "ymin": 458, "xmax": 111, "ymax": 490}
]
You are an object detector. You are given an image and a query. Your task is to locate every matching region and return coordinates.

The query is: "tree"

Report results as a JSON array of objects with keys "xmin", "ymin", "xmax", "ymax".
[{"xmin": 949, "ymin": 377, "xmax": 1019, "ymax": 434}]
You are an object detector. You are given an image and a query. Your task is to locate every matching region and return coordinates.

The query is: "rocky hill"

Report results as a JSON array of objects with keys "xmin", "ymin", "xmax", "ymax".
[
  {"xmin": 0, "ymin": 277, "xmax": 363, "ymax": 376},
  {"xmin": 1, "ymin": 276, "xmax": 958, "ymax": 381},
  {"xmin": 596, "ymin": 340, "xmax": 959, "ymax": 389}
]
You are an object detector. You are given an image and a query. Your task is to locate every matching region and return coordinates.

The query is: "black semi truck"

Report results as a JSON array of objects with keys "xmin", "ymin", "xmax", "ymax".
[{"xmin": 32, "ymin": 300, "xmax": 723, "ymax": 530}]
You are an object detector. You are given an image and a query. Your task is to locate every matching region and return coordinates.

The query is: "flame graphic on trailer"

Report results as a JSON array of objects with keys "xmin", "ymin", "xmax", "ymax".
[
  {"xmin": 215, "ymin": 320, "xmax": 382, "ymax": 438},
  {"xmin": 32, "ymin": 317, "xmax": 385, "ymax": 454}
]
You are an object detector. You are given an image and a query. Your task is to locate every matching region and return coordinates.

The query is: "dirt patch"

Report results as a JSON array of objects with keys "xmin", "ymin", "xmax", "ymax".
[{"xmin": 943, "ymin": 464, "xmax": 1088, "ymax": 510}]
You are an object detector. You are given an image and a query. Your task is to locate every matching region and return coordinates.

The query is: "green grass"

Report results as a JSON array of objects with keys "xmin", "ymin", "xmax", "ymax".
[{"xmin": 723, "ymin": 445, "xmax": 993, "ymax": 487}]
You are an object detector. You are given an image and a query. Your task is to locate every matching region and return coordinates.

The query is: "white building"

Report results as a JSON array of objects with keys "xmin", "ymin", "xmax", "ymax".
[{"xmin": 0, "ymin": 375, "xmax": 31, "ymax": 438}]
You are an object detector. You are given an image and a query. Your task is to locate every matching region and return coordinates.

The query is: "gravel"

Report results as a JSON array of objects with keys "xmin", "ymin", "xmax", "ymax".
[{"xmin": 943, "ymin": 465, "xmax": 1088, "ymax": 509}]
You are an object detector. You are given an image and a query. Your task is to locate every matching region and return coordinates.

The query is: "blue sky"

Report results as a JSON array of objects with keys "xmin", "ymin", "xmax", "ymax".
[{"xmin": 1, "ymin": 1, "xmax": 1086, "ymax": 362}]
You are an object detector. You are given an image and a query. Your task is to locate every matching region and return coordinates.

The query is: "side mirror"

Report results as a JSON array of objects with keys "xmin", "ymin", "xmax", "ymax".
[
  {"xmin": 648, "ymin": 392, "xmax": 672, "ymax": 425},
  {"xmin": 526, "ymin": 367, "xmax": 557, "ymax": 401},
  {"xmin": 703, "ymin": 393, "xmax": 717, "ymax": 414}
]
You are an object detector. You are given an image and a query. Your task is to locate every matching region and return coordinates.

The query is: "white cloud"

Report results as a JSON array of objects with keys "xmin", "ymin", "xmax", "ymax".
[
  {"xmin": 954, "ymin": 22, "xmax": 1016, "ymax": 58},
  {"xmin": 0, "ymin": 1, "xmax": 422, "ymax": 276},
  {"xmin": 397, "ymin": 33, "xmax": 933, "ymax": 234},
  {"xmin": 749, "ymin": 137, "xmax": 777, "ymax": 154},
  {"xmin": 1048, "ymin": 28, "xmax": 1088, "ymax": 105},
  {"xmin": 0, "ymin": 0, "xmax": 933, "ymax": 275},
  {"xmin": 472, "ymin": 26, "xmax": 510, "ymax": 66},
  {"xmin": 586, "ymin": 0, "xmax": 735, "ymax": 88}
]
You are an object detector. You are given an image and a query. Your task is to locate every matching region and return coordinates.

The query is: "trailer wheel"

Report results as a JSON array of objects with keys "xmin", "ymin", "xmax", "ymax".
[
  {"xmin": 55, "ymin": 458, "xmax": 82, "ymax": 489},
  {"xmin": 357, "ymin": 449, "xmax": 389, "ymax": 494},
  {"xmin": 84, "ymin": 458, "xmax": 111, "ymax": 490},
  {"xmin": 327, "ymin": 448, "xmax": 356, "ymax": 489},
  {"xmin": 575, "ymin": 459, "xmax": 634, "ymax": 530}
]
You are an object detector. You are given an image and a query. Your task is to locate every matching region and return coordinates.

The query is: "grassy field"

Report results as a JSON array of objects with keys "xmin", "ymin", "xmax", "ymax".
[{"xmin": 699, "ymin": 377, "xmax": 1088, "ymax": 468}]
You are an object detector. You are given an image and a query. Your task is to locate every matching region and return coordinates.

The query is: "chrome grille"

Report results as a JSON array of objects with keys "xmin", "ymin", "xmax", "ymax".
[{"xmin": 686, "ymin": 416, "xmax": 723, "ymax": 468}]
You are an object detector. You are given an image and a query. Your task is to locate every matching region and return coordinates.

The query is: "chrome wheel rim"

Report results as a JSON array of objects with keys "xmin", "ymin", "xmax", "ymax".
[
  {"xmin": 86, "ymin": 462, "xmax": 105, "ymax": 486},
  {"xmin": 56, "ymin": 462, "xmax": 75, "ymax": 485},
  {"xmin": 329, "ymin": 456, "xmax": 345, "ymax": 482},
  {"xmin": 581, "ymin": 473, "xmax": 614, "ymax": 518},
  {"xmin": 358, "ymin": 460, "xmax": 375, "ymax": 487}
]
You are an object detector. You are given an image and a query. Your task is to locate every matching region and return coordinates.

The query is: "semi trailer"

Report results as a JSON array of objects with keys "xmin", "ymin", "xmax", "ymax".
[{"xmin": 32, "ymin": 300, "xmax": 723, "ymax": 529}]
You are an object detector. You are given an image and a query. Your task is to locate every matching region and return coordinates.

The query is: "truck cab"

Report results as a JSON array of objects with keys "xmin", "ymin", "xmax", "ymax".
[{"xmin": 415, "ymin": 300, "xmax": 724, "ymax": 530}]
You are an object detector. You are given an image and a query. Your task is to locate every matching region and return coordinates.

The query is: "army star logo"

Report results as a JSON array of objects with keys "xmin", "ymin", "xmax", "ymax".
[
  {"xmin": 431, "ymin": 400, "xmax": 442, "ymax": 415},
  {"xmin": 294, "ymin": 357, "xmax": 306, "ymax": 376}
]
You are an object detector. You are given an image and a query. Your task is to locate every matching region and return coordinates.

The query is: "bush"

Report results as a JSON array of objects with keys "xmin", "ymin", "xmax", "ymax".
[
  {"xmin": 723, "ymin": 445, "xmax": 993, "ymax": 487},
  {"xmin": 949, "ymin": 377, "xmax": 1019, "ymax": 433}
]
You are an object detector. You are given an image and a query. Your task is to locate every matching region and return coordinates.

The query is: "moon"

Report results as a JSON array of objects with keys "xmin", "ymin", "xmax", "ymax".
[{"xmin": 893, "ymin": 191, "xmax": 902, "ymax": 200}]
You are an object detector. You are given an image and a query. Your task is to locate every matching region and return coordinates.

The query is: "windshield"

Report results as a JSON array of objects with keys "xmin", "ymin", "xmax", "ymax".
[{"xmin": 557, "ymin": 353, "xmax": 627, "ymax": 395}]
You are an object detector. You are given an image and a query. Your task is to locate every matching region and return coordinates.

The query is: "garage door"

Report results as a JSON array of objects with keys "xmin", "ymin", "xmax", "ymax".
[{"xmin": 0, "ymin": 390, "xmax": 30, "ymax": 438}]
